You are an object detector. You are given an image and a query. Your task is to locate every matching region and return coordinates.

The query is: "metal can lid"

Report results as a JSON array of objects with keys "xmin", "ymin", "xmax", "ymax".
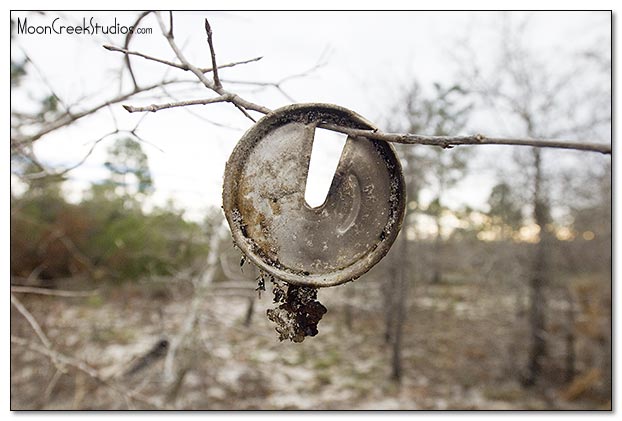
[{"xmin": 223, "ymin": 103, "xmax": 405, "ymax": 287}]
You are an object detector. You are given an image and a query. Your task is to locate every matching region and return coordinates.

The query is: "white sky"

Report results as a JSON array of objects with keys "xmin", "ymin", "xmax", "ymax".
[{"xmin": 10, "ymin": 10, "xmax": 611, "ymax": 221}]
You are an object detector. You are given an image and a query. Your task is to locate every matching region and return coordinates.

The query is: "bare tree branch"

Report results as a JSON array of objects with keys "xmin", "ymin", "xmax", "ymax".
[
  {"xmin": 157, "ymin": 84, "xmax": 244, "ymax": 130},
  {"xmin": 19, "ymin": 130, "xmax": 120, "ymax": 181},
  {"xmin": 114, "ymin": 101, "xmax": 612, "ymax": 154},
  {"xmin": 102, "ymin": 44, "xmax": 262, "ymax": 75},
  {"xmin": 154, "ymin": 12, "xmax": 271, "ymax": 120},
  {"xmin": 122, "ymin": 94, "xmax": 232, "ymax": 113},
  {"xmin": 101, "ymin": 14, "xmax": 613, "ymax": 158},
  {"xmin": 11, "ymin": 286, "xmax": 99, "ymax": 297},
  {"xmin": 320, "ymin": 124, "xmax": 611, "ymax": 155},
  {"xmin": 123, "ymin": 11, "xmax": 153, "ymax": 90},
  {"xmin": 10, "ymin": 335, "xmax": 165, "ymax": 409},
  {"xmin": 10, "ymin": 293, "xmax": 69, "ymax": 376},
  {"xmin": 14, "ymin": 124, "xmax": 162, "ymax": 182},
  {"xmin": 219, "ymin": 53, "xmax": 328, "ymax": 102},
  {"xmin": 42, "ymin": 369, "xmax": 63, "ymax": 406},
  {"xmin": 11, "ymin": 294, "xmax": 53, "ymax": 351},
  {"xmin": 18, "ymin": 46, "xmax": 73, "ymax": 115},
  {"xmin": 168, "ymin": 10, "xmax": 174, "ymax": 39},
  {"xmin": 204, "ymin": 19, "xmax": 222, "ymax": 90},
  {"xmin": 14, "ymin": 80, "xmax": 184, "ymax": 145}
]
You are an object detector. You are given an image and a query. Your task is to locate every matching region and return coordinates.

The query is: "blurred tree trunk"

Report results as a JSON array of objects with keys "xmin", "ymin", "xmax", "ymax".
[
  {"xmin": 383, "ymin": 262, "xmax": 398, "ymax": 344},
  {"xmin": 432, "ymin": 213, "xmax": 442, "ymax": 284},
  {"xmin": 343, "ymin": 285, "xmax": 354, "ymax": 332},
  {"xmin": 524, "ymin": 147, "xmax": 550, "ymax": 387},
  {"xmin": 564, "ymin": 287, "xmax": 576, "ymax": 383},
  {"xmin": 390, "ymin": 230, "xmax": 409, "ymax": 383}
]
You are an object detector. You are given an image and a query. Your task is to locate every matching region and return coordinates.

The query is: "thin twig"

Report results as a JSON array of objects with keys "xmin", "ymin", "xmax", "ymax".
[
  {"xmin": 123, "ymin": 95, "xmax": 232, "ymax": 113},
  {"xmin": 18, "ymin": 46, "xmax": 73, "ymax": 115},
  {"xmin": 10, "ymin": 335, "xmax": 164, "ymax": 409},
  {"xmin": 10, "ymin": 293, "xmax": 67, "ymax": 374},
  {"xmin": 16, "ymin": 128, "xmax": 159, "ymax": 181},
  {"xmin": 168, "ymin": 11, "xmax": 174, "ymax": 38},
  {"xmin": 155, "ymin": 13, "xmax": 270, "ymax": 119},
  {"xmin": 11, "ymin": 286, "xmax": 99, "ymax": 297},
  {"xmin": 123, "ymin": 11, "xmax": 153, "ymax": 90},
  {"xmin": 15, "ymin": 80, "xmax": 185, "ymax": 144},
  {"xmin": 102, "ymin": 44, "xmax": 263, "ymax": 76},
  {"xmin": 320, "ymin": 124, "xmax": 612, "ymax": 155},
  {"xmin": 11, "ymin": 294, "xmax": 53, "ymax": 350},
  {"xmin": 220, "ymin": 78, "xmax": 296, "ymax": 102},
  {"xmin": 158, "ymin": 84, "xmax": 244, "ymax": 130},
  {"xmin": 204, "ymin": 19, "xmax": 222, "ymax": 89},
  {"xmin": 128, "ymin": 130, "xmax": 165, "ymax": 153},
  {"xmin": 42, "ymin": 369, "xmax": 63, "ymax": 406},
  {"xmin": 42, "ymin": 131, "xmax": 118, "ymax": 178},
  {"xmin": 219, "ymin": 49, "xmax": 327, "ymax": 103},
  {"xmin": 27, "ymin": 264, "xmax": 45, "ymax": 284}
]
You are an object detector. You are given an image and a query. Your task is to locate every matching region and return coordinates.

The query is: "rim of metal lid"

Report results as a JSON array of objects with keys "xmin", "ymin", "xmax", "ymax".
[{"xmin": 222, "ymin": 103, "xmax": 406, "ymax": 287}]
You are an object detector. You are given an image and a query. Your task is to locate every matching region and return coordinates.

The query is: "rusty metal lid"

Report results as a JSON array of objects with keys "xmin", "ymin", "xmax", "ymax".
[{"xmin": 222, "ymin": 103, "xmax": 405, "ymax": 287}]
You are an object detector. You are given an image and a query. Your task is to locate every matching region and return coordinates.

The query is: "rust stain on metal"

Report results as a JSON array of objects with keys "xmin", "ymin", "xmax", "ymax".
[{"xmin": 223, "ymin": 103, "xmax": 406, "ymax": 288}]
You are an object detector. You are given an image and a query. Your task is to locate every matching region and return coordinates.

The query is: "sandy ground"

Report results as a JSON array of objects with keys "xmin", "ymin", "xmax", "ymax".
[{"xmin": 10, "ymin": 277, "xmax": 611, "ymax": 410}]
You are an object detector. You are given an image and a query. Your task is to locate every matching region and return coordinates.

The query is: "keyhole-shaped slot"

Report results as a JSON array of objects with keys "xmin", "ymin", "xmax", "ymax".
[{"xmin": 304, "ymin": 128, "xmax": 348, "ymax": 208}]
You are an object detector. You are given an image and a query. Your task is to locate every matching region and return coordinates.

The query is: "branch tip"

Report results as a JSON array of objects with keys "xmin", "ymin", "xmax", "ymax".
[{"xmin": 204, "ymin": 18, "xmax": 221, "ymax": 89}]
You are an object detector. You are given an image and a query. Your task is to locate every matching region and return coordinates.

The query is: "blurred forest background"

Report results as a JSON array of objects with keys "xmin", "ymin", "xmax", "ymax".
[{"xmin": 10, "ymin": 11, "xmax": 611, "ymax": 409}]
